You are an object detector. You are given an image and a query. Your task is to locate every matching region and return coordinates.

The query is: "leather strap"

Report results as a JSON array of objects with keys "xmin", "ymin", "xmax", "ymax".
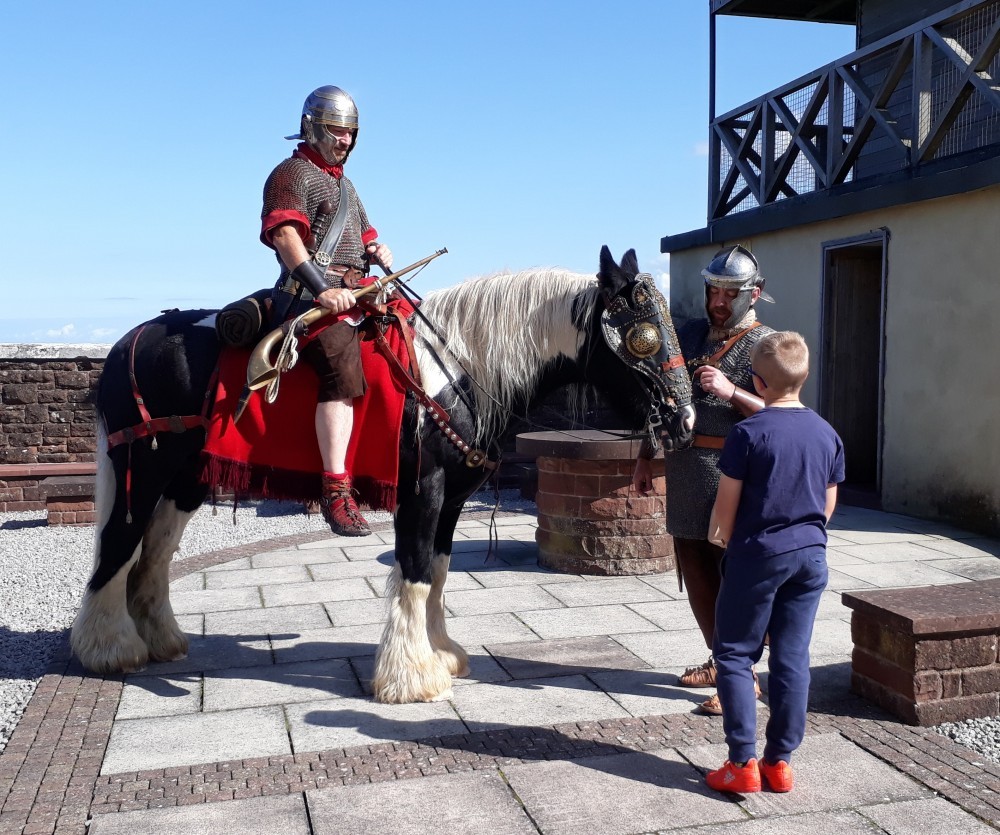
[
  {"xmin": 705, "ymin": 321, "xmax": 763, "ymax": 367},
  {"xmin": 692, "ymin": 434, "xmax": 726, "ymax": 450}
]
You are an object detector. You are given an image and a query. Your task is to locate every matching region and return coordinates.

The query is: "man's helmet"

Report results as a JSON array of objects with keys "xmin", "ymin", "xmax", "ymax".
[
  {"xmin": 701, "ymin": 245, "xmax": 774, "ymax": 329},
  {"xmin": 286, "ymin": 85, "xmax": 359, "ymax": 164}
]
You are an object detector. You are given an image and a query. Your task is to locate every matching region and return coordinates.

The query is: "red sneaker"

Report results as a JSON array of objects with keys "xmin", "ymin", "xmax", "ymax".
[
  {"xmin": 706, "ymin": 758, "xmax": 761, "ymax": 794},
  {"xmin": 760, "ymin": 758, "xmax": 794, "ymax": 792}
]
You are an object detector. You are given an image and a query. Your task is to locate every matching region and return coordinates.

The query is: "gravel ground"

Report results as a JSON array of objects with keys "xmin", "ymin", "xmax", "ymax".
[
  {"xmin": 0, "ymin": 489, "xmax": 534, "ymax": 755},
  {"xmin": 3, "ymin": 490, "xmax": 995, "ymax": 767}
]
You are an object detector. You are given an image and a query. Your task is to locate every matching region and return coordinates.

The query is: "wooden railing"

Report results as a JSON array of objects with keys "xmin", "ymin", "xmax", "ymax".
[{"xmin": 710, "ymin": 0, "xmax": 1000, "ymax": 220}]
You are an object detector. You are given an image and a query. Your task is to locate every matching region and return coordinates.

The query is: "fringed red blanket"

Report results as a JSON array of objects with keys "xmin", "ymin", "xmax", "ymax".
[{"xmin": 199, "ymin": 303, "xmax": 412, "ymax": 511}]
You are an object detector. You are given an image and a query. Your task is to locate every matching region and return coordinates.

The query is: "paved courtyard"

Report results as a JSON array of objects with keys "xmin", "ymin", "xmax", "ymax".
[{"xmin": 3, "ymin": 504, "xmax": 1000, "ymax": 834}]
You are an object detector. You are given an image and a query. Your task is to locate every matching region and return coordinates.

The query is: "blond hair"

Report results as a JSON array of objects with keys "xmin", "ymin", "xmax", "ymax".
[{"xmin": 750, "ymin": 331, "xmax": 809, "ymax": 393}]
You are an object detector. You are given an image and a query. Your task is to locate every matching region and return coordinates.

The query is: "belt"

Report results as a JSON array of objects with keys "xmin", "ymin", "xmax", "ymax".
[
  {"xmin": 692, "ymin": 434, "xmax": 725, "ymax": 449},
  {"xmin": 280, "ymin": 265, "xmax": 365, "ymax": 296}
]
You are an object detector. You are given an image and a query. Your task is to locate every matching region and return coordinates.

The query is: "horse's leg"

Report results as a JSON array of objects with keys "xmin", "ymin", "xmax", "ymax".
[
  {"xmin": 71, "ymin": 430, "xmax": 157, "ymax": 674},
  {"xmin": 426, "ymin": 501, "xmax": 469, "ymax": 678},
  {"xmin": 125, "ymin": 452, "xmax": 208, "ymax": 663},
  {"xmin": 372, "ymin": 467, "xmax": 454, "ymax": 704}
]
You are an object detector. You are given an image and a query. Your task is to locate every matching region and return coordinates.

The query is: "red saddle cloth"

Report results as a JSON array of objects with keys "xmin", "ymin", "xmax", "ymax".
[{"xmin": 199, "ymin": 300, "xmax": 413, "ymax": 511}]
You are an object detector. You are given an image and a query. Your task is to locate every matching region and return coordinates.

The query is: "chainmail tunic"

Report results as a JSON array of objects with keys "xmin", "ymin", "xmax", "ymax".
[
  {"xmin": 664, "ymin": 315, "xmax": 774, "ymax": 539},
  {"xmin": 261, "ymin": 156, "xmax": 372, "ymax": 286}
]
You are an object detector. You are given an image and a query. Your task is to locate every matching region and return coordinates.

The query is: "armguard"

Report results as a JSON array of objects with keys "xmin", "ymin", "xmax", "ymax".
[{"xmin": 291, "ymin": 259, "xmax": 330, "ymax": 298}]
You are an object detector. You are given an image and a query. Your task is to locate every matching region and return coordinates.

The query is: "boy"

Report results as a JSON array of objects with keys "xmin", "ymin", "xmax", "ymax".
[{"xmin": 703, "ymin": 331, "xmax": 844, "ymax": 794}]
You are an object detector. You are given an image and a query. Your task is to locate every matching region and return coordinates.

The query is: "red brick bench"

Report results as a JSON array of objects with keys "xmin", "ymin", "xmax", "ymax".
[
  {"xmin": 843, "ymin": 579, "xmax": 1000, "ymax": 725},
  {"xmin": 38, "ymin": 475, "xmax": 96, "ymax": 526},
  {"xmin": 515, "ymin": 429, "xmax": 673, "ymax": 575}
]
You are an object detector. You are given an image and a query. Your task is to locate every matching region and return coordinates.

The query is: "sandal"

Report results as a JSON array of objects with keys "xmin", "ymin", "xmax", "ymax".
[
  {"xmin": 679, "ymin": 656, "xmax": 717, "ymax": 688},
  {"xmin": 694, "ymin": 675, "xmax": 762, "ymax": 717}
]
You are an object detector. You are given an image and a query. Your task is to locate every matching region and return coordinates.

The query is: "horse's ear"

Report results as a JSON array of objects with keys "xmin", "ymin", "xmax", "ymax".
[
  {"xmin": 598, "ymin": 245, "xmax": 616, "ymax": 275},
  {"xmin": 620, "ymin": 249, "xmax": 639, "ymax": 276},
  {"xmin": 597, "ymin": 245, "xmax": 624, "ymax": 300}
]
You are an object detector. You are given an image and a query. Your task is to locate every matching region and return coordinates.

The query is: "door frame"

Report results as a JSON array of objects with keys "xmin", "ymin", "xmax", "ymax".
[{"xmin": 818, "ymin": 228, "xmax": 889, "ymax": 492}]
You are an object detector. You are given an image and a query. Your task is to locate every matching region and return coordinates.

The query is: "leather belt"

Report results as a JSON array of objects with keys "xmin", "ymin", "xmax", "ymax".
[{"xmin": 692, "ymin": 434, "xmax": 726, "ymax": 449}]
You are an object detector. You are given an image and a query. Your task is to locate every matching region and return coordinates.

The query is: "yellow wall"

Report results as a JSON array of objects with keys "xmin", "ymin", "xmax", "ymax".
[{"xmin": 668, "ymin": 184, "xmax": 1000, "ymax": 534}]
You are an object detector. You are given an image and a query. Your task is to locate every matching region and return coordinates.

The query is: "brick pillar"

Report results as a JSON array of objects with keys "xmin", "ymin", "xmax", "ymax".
[{"xmin": 516, "ymin": 430, "xmax": 673, "ymax": 576}]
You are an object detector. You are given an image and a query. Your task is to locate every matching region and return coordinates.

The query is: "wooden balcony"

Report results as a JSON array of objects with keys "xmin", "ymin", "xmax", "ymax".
[{"xmin": 710, "ymin": 0, "xmax": 1000, "ymax": 221}]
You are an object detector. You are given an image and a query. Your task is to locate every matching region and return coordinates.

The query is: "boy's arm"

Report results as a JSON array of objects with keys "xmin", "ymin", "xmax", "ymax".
[
  {"xmin": 825, "ymin": 484, "xmax": 838, "ymax": 523},
  {"xmin": 708, "ymin": 474, "xmax": 743, "ymax": 548}
]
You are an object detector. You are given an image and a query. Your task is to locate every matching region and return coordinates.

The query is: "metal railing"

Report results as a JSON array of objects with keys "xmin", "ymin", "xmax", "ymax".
[{"xmin": 709, "ymin": 0, "xmax": 1000, "ymax": 219}]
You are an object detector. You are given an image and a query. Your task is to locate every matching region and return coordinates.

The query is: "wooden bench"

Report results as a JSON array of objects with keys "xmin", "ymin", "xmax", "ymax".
[
  {"xmin": 843, "ymin": 579, "xmax": 1000, "ymax": 725},
  {"xmin": 38, "ymin": 475, "xmax": 96, "ymax": 526},
  {"xmin": 516, "ymin": 429, "xmax": 672, "ymax": 576}
]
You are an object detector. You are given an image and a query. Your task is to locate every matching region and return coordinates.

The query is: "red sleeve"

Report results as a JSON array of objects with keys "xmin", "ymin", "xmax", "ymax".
[
  {"xmin": 361, "ymin": 226, "xmax": 378, "ymax": 246},
  {"xmin": 260, "ymin": 210, "xmax": 310, "ymax": 249}
]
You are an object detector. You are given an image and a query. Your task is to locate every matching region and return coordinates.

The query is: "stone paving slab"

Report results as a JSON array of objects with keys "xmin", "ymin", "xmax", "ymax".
[
  {"xmin": 203, "ymin": 658, "xmax": 362, "ymax": 711},
  {"xmin": 269, "ymin": 624, "xmax": 383, "ymax": 664},
  {"xmin": 116, "ymin": 675, "xmax": 202, "ymax": 720},
  {"xmin": 542, "ymin": 576, "xmax": 671, "ymax": 607},
  {"xmin": 88, "ymin": 792, "xmax": 310, "ymax": 835},
  {"xmin": 517, "ymin": 603, "xmax": 662, "ymax": 639},
  {"xmin": 613, "ymin": 628, "xmax": 714, "ymax": 669},
  {"xmin": 449, "ymin": 674, "xmax": 628, "ymax": 732},
  {"xmin": 204, "ymin": 602, "xmax": 332, "ymax": 637},
  {"xmin": 260, "ymin": 577, "xmax": 376, "ymax": 608},
  {"xmin": 443, "ymin": 583, "xmax": 565, "ymax": 616},
  {"xmin": 100, "ymin": 706, "xmax": 291, "ymax": 774},
  {"xmin": 621, "ymin": 599, "xmax": 701, "ymax": 631},
  {"xmin": 250, "ymin": 547, "xmax": 347, "ymax": 568},
  {"xmin": 284, "ymin": 695, "xmax": 462, "ymax": 751},
  {"xmin": 485, "ymin": 635, "xmax": 649, "ymax": 680},
  {"xmin": 204, "ymin": 564, "xmax": 312, "ymax": 589},
  {"xmin": 507, "ymin": 747, "xmax": 747, "ymax": 834},
  {"xmin": 306, "ymin": 771, "xmax": 537, "ymax": 835},
  {"xmin": 861, "ymin": 796, "xmax": 1000, "ymax": 834}
]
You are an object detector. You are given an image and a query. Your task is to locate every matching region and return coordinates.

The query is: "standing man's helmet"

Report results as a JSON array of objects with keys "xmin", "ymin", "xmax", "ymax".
[
  {"xmin": 286, "ymin": 85, "xmax": 359, "ymax": 164},
  {"xmin": 701, "ymin": 245, "xmax": 774, "ymax": 329}
]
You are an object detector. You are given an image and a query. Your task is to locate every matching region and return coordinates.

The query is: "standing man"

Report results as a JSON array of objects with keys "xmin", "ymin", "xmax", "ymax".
[
  {"xmin": 633, "ymin": 245, "xmax": 774, "ymax": 714},
  {"xmin": 261, "ymin": 85, "xmax": 393, "ymax": 537}
]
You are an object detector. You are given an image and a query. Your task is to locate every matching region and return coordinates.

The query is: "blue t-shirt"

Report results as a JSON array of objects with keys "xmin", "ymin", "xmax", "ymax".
[{"xmin": 717, "ymin": 407, "xmax": 845, "ymax": 558}]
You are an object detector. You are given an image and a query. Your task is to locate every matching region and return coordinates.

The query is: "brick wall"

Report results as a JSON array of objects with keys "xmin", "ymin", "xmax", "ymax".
[{"xmin": 0, "ymin": 345, "xmax": 108, "ymax": 511}]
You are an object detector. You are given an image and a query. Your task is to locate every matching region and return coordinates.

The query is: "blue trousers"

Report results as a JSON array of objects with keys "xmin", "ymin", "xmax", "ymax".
[{"xmin": 713, "ymin": 544, "xmax": 828, "ymax": 764}]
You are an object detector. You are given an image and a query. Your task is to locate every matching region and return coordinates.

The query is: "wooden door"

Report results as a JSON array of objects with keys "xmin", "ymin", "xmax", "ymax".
[{"xmin": 821, "ymin": 240, "xmax": 885, "ymax": 491}]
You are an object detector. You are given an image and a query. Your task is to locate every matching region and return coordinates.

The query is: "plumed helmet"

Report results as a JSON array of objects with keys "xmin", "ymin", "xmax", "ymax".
[
  {"xmin": 286, "ymin": 85, "xmax": 360, "ymax": 164},
  {"xmin": 701, "ymin": 245, "xmax": 774, "ymax": 329}
]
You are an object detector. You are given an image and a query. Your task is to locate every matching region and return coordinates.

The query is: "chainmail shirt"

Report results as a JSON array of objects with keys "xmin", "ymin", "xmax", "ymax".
[
  {"xmin": 664, "ymin": 316, "xmax": 773, "ymax": 539},
  {"xmin": 261, "ymin": 155, "xmax": 372, "ymax": 285}
]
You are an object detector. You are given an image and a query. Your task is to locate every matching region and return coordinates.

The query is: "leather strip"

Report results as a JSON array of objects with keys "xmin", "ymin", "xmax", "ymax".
[{"xmin": 692, "ymin": 434, "xmax": 726, "ymax": 450}]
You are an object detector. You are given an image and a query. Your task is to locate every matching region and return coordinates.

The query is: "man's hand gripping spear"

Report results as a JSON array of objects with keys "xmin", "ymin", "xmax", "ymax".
[{"xmin": 234, "ymin": 248, "xmax": 447, "ymax": 423}]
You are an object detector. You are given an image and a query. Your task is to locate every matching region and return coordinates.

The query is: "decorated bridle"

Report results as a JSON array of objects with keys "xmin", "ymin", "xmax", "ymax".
[{"xmin": 599, "ymin": 272, "xmax": 692, "ymax": 446}]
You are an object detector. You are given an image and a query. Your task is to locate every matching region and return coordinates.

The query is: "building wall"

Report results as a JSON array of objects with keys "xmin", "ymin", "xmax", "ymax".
[{"xmin": 667, "ymin": 183, "xmax": 1000, "ymax": 534}]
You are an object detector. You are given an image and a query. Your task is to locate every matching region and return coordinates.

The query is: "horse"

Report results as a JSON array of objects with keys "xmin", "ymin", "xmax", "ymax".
[{"xmin": 71, "ymin": 245, "xmax": 695, "ymax": 703}]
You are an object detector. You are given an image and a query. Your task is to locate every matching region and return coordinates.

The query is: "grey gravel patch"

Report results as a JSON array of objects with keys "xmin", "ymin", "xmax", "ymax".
[
  {"xmin": 0, "ymin": 490, "xmax": 531, "ymax": 754},
  {"xmin": 934, "ymin": 716, "xmax": 1000, "ymax": 765}
]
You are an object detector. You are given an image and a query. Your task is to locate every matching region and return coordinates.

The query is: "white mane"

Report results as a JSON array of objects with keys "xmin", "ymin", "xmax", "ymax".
[{"xmin": 415, "ymin": 268, "xmax": 600, "ymax": 440}]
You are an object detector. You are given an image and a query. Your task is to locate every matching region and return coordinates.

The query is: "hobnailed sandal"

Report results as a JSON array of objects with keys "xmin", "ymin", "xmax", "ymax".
[
  {"xmin": 694, "ymin": 674, "xmax": 763, "ymax": 717},
  {"xmin": 679, "ymin": 656, "xmax": 717, "ymax": 688},
  {"xmin": 320, "ymin": 473, "xmax": 372, "ymax": 537}
]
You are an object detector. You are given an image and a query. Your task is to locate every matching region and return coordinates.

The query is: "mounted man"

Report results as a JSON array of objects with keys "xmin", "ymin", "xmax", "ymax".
[{"xmin": 261, "ymin": 85, "xmax": 393, "ymax": 537}]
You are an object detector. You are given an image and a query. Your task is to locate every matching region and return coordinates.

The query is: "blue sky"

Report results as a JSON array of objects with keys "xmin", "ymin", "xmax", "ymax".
[{"xmin": 0, "ymin": 1, "xmax": 854, "ymax": 344}]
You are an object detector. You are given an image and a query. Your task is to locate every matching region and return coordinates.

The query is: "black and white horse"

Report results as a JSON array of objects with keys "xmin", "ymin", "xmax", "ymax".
[{"xmin": 71, "ymin": 246, "xmax": 694, "ymax": 703}]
